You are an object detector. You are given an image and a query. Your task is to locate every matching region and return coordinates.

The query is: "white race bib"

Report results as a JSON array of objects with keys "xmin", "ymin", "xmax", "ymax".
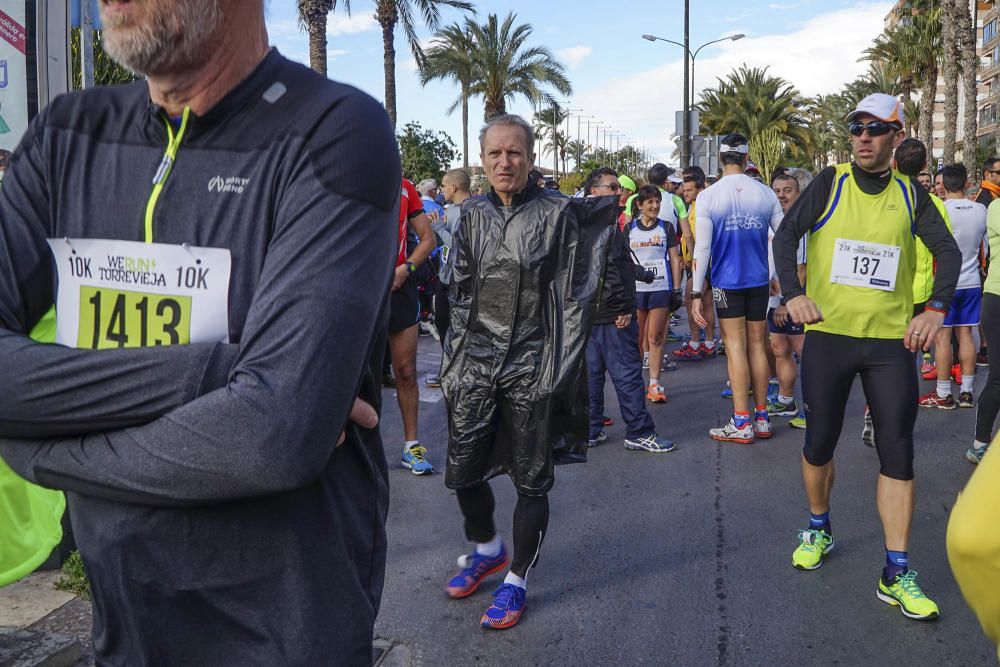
[
  {"xmin": 830, "ymin": 238, "xmax": 899, "ymax": 292},
  {"xmin": 48, "ymin": 238, "xmax": 231, "ymax": 349},
  {"xmin": 642, "ymin": 259, "xmax": 667, "ymax": 284}
]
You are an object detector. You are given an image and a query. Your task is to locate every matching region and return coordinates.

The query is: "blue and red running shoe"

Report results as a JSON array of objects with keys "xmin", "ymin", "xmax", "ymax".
[
  {"xmin": 446, "ymin": 546, "xmax": 509, "ymax": 599},
  {"xmin": 480, "ymin": 583, "xmax": 526, "ymax": 630}
]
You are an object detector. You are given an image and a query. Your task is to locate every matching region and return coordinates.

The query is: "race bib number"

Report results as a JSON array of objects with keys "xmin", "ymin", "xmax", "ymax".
[
  {"xmin": 830, "ymin": 238, "xmax": 899, "ymax": 292},
  {"xmin": 48, "ymin": 238, "xmax": 231, "ymax": 349},
  {"xmin": 642, "ymin": 259, "xmax": 668, "ymax": 285}
]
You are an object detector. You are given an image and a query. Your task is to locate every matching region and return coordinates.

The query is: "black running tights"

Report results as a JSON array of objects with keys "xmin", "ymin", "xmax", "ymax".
[
  {"xmin": 976, "ymin": 293, "xmax": 1000, "ymax": 442},
  {"xmin": 456, "ymin": 483, "xmax": 549, "ymax": 578}
]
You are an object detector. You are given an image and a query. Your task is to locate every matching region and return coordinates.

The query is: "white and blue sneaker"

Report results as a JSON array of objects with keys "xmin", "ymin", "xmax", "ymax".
[
  {"xmin": 588, "ymin": 431, "xmax": 608, "ymax": 448},
  {"xmin": 624, "ymin": 433, "xmax": 676, "ymax": 453},
  {"xmin": 402, "ymin": 445, "xmax": 434, "ymax": 475},
  {"xmin": 967, "ymin": 443, "xmax": 989, "ymax": 464}
]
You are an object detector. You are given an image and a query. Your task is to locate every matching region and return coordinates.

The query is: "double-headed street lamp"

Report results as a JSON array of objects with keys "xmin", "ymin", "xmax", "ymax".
[{"xmin": 642, "ymin": 31, "xmax": 745, "ymax": 167}]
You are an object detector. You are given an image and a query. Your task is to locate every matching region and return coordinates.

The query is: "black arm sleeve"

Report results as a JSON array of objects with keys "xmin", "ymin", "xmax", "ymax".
[
  {"xmin": 773, "ymin": 167, "xmax": 836, "ymax": 301},
  {"xmin": 0, "ymin": 93, "xmax": 400, "ymax": 506},
  {"xmin": 601, "ymin": 227, "xmax": 636, "ymax": 315},
  {"xmin": 912, "ymin": 187, "xmax": 961, "ymax": 308},
  {"xmin": 0, "ymin": 107, "xmax": 238, "ymax": 438}
]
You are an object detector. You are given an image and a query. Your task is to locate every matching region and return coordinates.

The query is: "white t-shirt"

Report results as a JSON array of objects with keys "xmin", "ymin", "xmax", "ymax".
[{"xmin": 944, "ymin": 198, "xmax": 988, "ymax": 289}]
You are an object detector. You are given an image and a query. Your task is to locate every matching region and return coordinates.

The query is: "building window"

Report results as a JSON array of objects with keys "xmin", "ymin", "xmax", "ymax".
[{"xmin": 987, "ymin": 19, "xmax": 998, "ymax": 44}]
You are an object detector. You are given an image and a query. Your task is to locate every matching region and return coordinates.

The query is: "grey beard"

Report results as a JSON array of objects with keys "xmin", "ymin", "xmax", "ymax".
[{"xmin": 102, "ymin": 0, "xmax": 223, "ymax": 76}]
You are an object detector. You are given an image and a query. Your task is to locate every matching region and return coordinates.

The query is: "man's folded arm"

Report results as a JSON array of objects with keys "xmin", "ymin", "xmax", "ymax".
[{"xmin": 0, "ymin": 178, "xmax": 397, "ymax": 506}]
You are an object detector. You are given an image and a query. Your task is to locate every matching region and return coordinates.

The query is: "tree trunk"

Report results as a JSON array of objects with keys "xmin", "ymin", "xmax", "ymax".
[
  {"xmin": 461, "ymin": 84, "xmax": 469, "ymax": 168},
  {"xmin": 956, "ymin": 0, "xmax": 980, "ymax": 175},
  {"xmin": 941, "ymin": 1, "xmax": 959, "ymax": 164},
  {"xmin": 307, "ymin": 13, "xmax": 328, "ymax": 77},
  {"xmin": 377, "ymin": 3, "xmax": 398, "ymax": 128},
  {"xmin": 918, "ymin": 61, "xmax": 937, "ymax": 164},
  {"xmin": 902, "ymin": 78, "xmax": 913, "ymax": 138}
]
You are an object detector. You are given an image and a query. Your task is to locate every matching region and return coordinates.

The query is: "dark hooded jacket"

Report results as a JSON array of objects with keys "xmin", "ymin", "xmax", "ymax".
[{"xmin": 440, "ymin": 183, "xmax": 617, "ymax": 495}]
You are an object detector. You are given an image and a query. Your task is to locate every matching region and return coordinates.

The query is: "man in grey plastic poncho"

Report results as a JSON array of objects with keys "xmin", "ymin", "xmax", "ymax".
[{"xmin": 439, "ymin": 114, "xmax": 616, "ymax": 629}]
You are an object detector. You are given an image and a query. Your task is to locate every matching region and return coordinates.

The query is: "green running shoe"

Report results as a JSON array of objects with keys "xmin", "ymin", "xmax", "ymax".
[
  {"xmin": 789, "ymin": 410, "xmax": 807, "ymax": 429},
  {"xmin": 792, "ymin": 528, "xmax": 833, "ymax": 570},
  {"xmin": 876, "ymin": 570, "xmax": 940, "ymax": 620},
  {"xmin": 767, "ymin": 399, "xmax": 798, "ymax": 417}
]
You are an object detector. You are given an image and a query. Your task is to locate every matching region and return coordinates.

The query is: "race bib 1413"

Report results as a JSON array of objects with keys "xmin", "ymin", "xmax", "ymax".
[{"xmin": 48, "ymin": 238, "xmax": 231, "ymax": 349}]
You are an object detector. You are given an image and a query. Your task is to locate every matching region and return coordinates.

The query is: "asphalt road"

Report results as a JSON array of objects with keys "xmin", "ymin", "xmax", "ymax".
[{"xmin": 373, "ymin": 320, "xmax": 996, "ymax": 666}]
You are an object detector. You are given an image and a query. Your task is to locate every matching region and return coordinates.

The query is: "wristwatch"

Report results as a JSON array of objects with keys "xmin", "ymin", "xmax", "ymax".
[
  {"xmin": 405, "ymin": 261, "xmax": 416, "ymax": 273},
  {"xmin": 925, "ymin": 299, "xmax": 946, "ymax": 314},
  {"xmin": 690, "ymin": 291, "xmax": 702, "ymax": 299}
]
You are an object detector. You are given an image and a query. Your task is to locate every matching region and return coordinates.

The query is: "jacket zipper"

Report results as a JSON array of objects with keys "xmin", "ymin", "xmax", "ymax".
[{"xmin": 143, "ymin": 108, "xmax": 190, "ymax": 243}]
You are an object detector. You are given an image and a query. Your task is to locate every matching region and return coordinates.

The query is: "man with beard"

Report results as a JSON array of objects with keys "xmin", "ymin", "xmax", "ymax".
[{"xmin": 0, "ymin": 1, "xmax": 396, "ymax": 663}]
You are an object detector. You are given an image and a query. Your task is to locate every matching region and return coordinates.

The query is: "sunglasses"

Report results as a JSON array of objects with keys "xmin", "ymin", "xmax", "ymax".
[
  {"xmin": 847, "ymin": 121, "xmax": 900, "ymax": 137},
  {"xmin": 596, "ymin": 182, "xmax": 622, "ymax": 192}
]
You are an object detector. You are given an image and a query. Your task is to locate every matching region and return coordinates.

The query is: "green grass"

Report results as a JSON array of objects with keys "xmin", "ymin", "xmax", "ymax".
[{"xmin": 54, "ymin": 551, "xmax": 91, "ymax": 600}]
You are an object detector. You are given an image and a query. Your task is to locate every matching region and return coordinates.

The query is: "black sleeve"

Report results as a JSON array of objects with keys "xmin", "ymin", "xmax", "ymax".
[
  {"xmin": 913, "ymin": 188, "xmax": 960, "ymax": 309},
  {"xmin": 975, "ymin": 189, "xmax": 993, "ymax": 209},
  {"xmin": 0, "ymin": 105, "xmax": 238, "ymax": 438},
  {"xmin": 774, "ymin": 166, "xmax": 836, "ymax": 301},
  {"xmin": 601, "ymin": 226, "xmax": 636, "ymax": 315},
  {"xmin": 0, "ymin": 93, "xmax": 400, "ymax": 506}
]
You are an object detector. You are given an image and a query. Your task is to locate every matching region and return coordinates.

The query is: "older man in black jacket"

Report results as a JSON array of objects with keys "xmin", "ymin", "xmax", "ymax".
[{"xmin": 584, "ymin": 167, "xmax": 675, "ymax": 453}]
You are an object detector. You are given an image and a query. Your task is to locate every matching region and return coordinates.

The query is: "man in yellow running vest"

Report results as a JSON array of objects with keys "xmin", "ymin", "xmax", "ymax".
[{"xmin": 773, "ymin": 93, "xmax": 960, "ymax": 620}]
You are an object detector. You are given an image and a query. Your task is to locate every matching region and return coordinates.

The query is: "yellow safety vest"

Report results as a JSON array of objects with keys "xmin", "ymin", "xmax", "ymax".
[
  {"xmin": 911, "ymin": 192, "xmax": 952, "ymax": 305},
  {"xmin": 806, "ymin": 163, "xmax": 917, "ymax": 339}
]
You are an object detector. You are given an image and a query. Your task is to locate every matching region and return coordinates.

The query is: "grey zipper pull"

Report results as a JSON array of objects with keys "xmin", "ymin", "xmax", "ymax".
[{"xmin": 152, "ymin": 154, "xmax": 173, "ymax": 185}]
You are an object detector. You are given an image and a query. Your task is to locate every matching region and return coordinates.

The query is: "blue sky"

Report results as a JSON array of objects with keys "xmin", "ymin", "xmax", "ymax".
[{"xmin": 265, "ymin": 1, "xmax": 892, "ymax": 168}]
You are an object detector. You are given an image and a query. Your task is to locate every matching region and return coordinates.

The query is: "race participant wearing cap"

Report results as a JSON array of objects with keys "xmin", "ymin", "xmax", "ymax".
[
  {"xmin": 617, "ymin": 174, "xmax": 637, "ymax": 229},
  {"xmin": 627, "ymin": 184, "xmax": 683, "ymax": 404},
  {"xmin": 675, "ymin": 166, "xmax": 717, "ymax": 359},
  {"xmin": 767, "ymin": 170, "xmax": 809, "ymax": 423},
  {"xmin": 0, "ymin": 2, "xmax": 401, "ymax": 662},
  {"xmin": 969, "ymin": 171, "xmax": 1000, "ymax": 463},
  {"xmin": 690, "ymin": 133, "xmax": 784, "ymax": 443},
  {"xmin": 585, "ymin": 169, "xmax": 675, "ymax": 452},
  {"xmin": 393, "ymin": 178, "xmax": 436, "ymax": 474},
  {"xmin": 774, "ymin": 93, "xmax": 959, "ymax": 621},
  {"xmin": 918, "ymin": 164, "xmax": 986, "ymax": 411}
]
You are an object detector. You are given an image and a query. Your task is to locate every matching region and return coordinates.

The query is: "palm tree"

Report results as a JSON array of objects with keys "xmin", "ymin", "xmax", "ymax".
[
  {"xmin": 297, "ymin": 0, "xmax": 339, "ymax": 76},
  {"xmin": 696, "ymin": 66, "xmax": 811, "ymax": 164},
  {"xmin": 464, "ymin": 13, "xmax": 572, "ymax": 120},
  {"xmin": 566, "ymin": 139, "xmax": 588, "ymax": 171},
  {"xmin": 375, "ymin": 0, "xmax": 474, "ymax": 127},
  {"xmin": 910, "ymin": 3, "xmax": 942, "ymax": 150},
  {"xmin": 419, "ymin": 24, "xmax": 475, "ymax": 166},
  {"xmin": 954, "ymin": 0, "xmax": 979, "ymax": 174},
  {"xmin": 941, "ymin": 1, "xmax": 959, "ymax": 162}
]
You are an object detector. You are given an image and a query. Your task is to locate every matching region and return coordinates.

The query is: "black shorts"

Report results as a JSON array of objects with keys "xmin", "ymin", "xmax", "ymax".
[
  {"xmin": 767, "ymin": 307, "xmax": 805, "ymax": 335},
  {"xmin": 388, "ymin": 275, "xmax": 420, "ymax": 334},
  {"xmin": 713, "ymin": 285, "xmax": 768, "ymax": 321},
  {"xmin": 801, "ymin": 331, "xmax": 917, "ymax": 480}
]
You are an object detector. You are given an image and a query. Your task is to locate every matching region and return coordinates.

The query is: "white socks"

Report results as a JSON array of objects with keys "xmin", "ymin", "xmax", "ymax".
[
  {"xmin": 476, "ymin": 534, "xmax": 503, "ymax": 558},
  {"xmin": 649, "ymin": 379, "xmax": 659, "ymax": 388},
  {"xmin": 504, "ymin": 571, "xmax": 527, "ymax": 590},
  {"xmin": 403, "ymin": 440, "xmax": 419, "ymax": 454},
  {"xmin": 936, "ymin": 381, "xmax": 951, "ymax": 398},
  {"xmin": 961, "ymin": 374, "xmax": 975, "ymax": 393},
  {"xmin": 777, "ymin": 394, "xmax": 794, "ymax": 406},
  {"xmin": 974, "ymin": 439, "xmax": 989, "ymax": 450},
  {"xmin": 690, "ymin": 340, "xmax": 702, "ymax": 350}
]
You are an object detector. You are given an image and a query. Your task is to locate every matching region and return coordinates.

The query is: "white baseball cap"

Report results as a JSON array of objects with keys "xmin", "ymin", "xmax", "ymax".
[{"xmin": 846, "ymin": 93, "xmax": 905, "ymax": 127}]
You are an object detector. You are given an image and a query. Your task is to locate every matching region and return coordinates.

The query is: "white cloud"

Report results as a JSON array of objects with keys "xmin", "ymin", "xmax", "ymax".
[
  {"xmin": 572, "ymin": 2, "xmax": 888, "ymax": 165},
  {"xmin": 556, "ymin": 46, "xmax": 593, "ymax": 69},
  {"xmin": 327, "ymin": 12, "xmax": 377, "ymax": 36}
]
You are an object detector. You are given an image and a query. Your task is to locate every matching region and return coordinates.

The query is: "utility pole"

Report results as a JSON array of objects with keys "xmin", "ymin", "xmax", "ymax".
[
  {"xmin": 682, "ymin": 0, "xmax": 691, "ymax": 168},
  {"xmin": 80, "ymin": 0, "xmax": 95, "ymax": 89}
]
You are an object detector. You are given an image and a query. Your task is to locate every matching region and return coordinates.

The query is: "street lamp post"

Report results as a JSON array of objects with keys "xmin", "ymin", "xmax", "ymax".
[{"xmin": 642, "ymin": 31, "xmax": 745, "ymax": 167}]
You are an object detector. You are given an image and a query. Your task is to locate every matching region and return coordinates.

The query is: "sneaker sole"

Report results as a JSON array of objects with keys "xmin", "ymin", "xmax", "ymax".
[
  {"xmin": 624, "ymin": 442, "xmax": 676, "ymax": 453},
  {"xmin": 918, "ymin": 403, "xmax": 956, "ymax": 410},
  {"xmin": 875, "ymin": 589, "xmax": 939, "ymax": 621},
  {"xmin": 754, "ymin": 431, "xmax": 774, "ymax": 440},
  {"xmin": 959, "ymin": 403, "xmax": 974, "ymax": 409},
  {"xmin": 481, "ymin": 607, "xmax": 524, "ymax": 629},
  {"xmin": 768, "ymin": 410, "xmax": 798, "ymax": 417},
  {"xmin": 966, "ymin": 451, "xmax": 983, "ymax": 464},
  {"xmin": 790, "ymin": 423, "xmax": 807, "ymax": 430},
  {"xmin": 793, "ymin": 542, "xmax": 834, "ymax": 571},
  {"xmin": 446, "ymin": 558, "xmax": 510, "ymax": 599},
  {"xmin": 402, "ymin": 461, "xmax": 433, "ymax": 475},
  {"xmin": 711, "ymin": 434, "xmax": 754, "ymax": 444}
]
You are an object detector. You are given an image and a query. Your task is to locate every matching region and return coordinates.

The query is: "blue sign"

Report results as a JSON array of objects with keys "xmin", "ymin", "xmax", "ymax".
[{"xmin": 70, "ymin": 0, "xmax": 102, "ymax": 29}]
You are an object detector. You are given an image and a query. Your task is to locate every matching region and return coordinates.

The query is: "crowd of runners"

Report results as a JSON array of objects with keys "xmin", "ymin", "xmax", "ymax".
[
  {"xmin": 0, "ymin": 2, "xmax": 998, "ymax": 664},
  {"xmin": 384, "ymin": 95, "xmax": 1000, "ymax": 646}
]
